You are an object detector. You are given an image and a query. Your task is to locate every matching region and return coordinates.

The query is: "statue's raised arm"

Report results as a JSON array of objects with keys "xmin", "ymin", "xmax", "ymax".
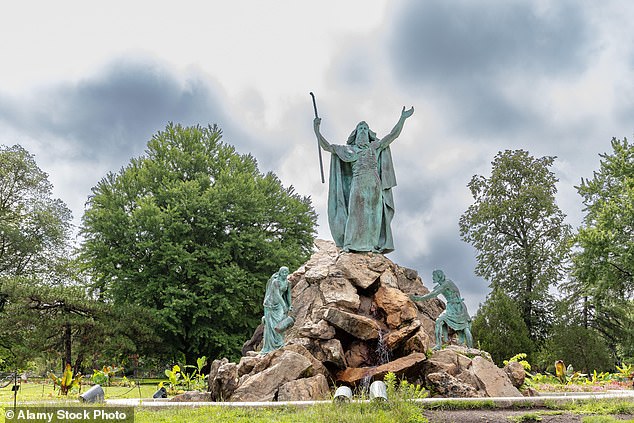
[
  {"xmin": 313, "ymin": 117, "xmax": 333, "ymax": 153},
  {"xmin": 410, "ymin": 285, "xmax": 440, "ymax": 303},
  {"xmin": 379, "ymin": 106, "xmax": 414, "ymax": 149}
]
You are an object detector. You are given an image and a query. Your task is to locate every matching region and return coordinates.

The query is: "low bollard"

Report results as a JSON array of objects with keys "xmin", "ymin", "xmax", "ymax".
[
  {"xmin": 369, "ymin": 381, "xmax": 388, "ymax": 402},
  {"xmin": 333, "ymin": 385, "xmax": 353, "ymax": 402},
  {"xmin": 79, "ymin": 384, "xmax": 104, "ymax": 403}
]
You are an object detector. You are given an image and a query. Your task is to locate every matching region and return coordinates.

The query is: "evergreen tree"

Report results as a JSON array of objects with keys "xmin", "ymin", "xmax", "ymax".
[
  {"xmin": 0, "ymin": 145, "xmax": 155, "ymax": 371},
  {"xmin": 0, "ymin": 275, "xmax": 159, "ymax": 372},
  {"xmin": 472, "ymin": 288, "xmax": 534, "ymax": 365},
  {"xmin": 569, "ymin": 137, "xmax": 634, "ymax": 360},
  {"xmin": 0, "ymin": 143, "xmax": 73, "ymax": 366},
  {"xmin": 536, "ymin": 300, "xmax": 613, "ymax": 373}
]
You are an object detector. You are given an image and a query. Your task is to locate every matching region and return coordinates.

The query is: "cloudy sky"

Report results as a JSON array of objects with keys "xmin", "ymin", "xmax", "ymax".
[{"xmin": 1, "ymin": 0, "xmax": 633, "ymax": 313}]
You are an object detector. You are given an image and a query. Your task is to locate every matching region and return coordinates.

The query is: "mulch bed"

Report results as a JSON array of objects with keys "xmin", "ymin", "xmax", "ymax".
[{"xmin": 422, "ymin": 407, "xmax": 634, "ymax": 422}]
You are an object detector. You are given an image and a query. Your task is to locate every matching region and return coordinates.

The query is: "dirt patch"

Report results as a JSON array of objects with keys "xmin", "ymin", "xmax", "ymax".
[{"xmin": 422, "ymin": 407, "xmax": 634, "ymax": 422}]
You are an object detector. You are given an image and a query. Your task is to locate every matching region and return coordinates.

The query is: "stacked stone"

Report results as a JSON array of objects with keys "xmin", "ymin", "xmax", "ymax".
[
  {"xmin": 194, "ymin": 240, "xmax": 525, "ymax": 402},
  {"xmin": 285, "ymin": 239, "xmax": 445, "ymax": 383}
]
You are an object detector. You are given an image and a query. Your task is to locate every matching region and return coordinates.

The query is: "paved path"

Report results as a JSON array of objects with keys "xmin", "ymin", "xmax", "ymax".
[{"xmin": 105, "ymin": 390, "xmax": 634, "ymax": 408}]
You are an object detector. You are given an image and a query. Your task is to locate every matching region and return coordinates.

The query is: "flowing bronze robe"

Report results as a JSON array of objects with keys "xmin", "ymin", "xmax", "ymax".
[{"xmin": 327, "ymin": 141, "xmax": 396, "ymax": 253}]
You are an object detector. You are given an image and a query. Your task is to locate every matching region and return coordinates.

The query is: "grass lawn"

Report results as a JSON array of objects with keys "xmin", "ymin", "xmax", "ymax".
[
  {"xmin": 134, "ymin": 402, "xmax": 426, "ymax": 423},
  {"xmin": 3, "ymin": 399, "xmax": 632, "ymax": 423},
  {"xmin": 1, "ymin": 382, "xmax": 633, "ymax": 423},
  {"xmin": 0, "ymin": 381, "xmax": 158, "ymax": 402}
]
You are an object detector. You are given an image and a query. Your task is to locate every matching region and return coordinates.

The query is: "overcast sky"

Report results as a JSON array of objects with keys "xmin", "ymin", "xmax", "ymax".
[{"xmin": 1, "ymin": 0, "xmax": 633, "ymax": 313}]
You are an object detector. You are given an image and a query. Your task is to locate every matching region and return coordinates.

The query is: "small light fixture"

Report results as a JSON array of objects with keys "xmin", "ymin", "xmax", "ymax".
[
  {"xmin": 152, "ymin": 386, "xmax": 167, "ymax": 399},
  {"xmin": 79, "ymin": 384, "xmax": 104, "ymax": 403},
  {"xmin": 333, "ymin": 385, "xmax": 353, "ymax": 402},
  {"xmin": 369, "ymin": 381, "xmax": 388, "ymax": 401}
]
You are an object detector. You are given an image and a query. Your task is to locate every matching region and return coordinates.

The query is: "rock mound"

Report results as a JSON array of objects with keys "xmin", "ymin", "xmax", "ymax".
[{"xmin": 205, "ymin": 239, "xmax": 523, "ymax": 401}]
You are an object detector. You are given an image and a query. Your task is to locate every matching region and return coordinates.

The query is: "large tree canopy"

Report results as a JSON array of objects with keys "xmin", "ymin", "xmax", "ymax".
[
  {"xmin": 460, "ymin": 150, "xmax": 571, "ymax": 342},
  {"xmin": 80, "ymin": 123, "xmax": 317, "ymax": 362},
  {"xmin": 0, "ymin": 145, "xmax": 71, "ymax": 278}
]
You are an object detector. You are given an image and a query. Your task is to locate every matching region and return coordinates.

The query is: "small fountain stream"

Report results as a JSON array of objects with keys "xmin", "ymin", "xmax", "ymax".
[{"xmin": 375, "ymin": 329, "xmax": 391, "ymax": 365}]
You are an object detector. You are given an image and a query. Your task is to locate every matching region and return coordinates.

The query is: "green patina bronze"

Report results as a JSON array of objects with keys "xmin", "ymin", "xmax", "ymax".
[
  {"xmin": 411, "ymin": 269, "xmax": 473, "ymax": 350},
  {"xmin": 313, "ymin": 106, "xmax": 414, "ymax": 254},
  {"xmin": 260, "ymin": 266, "xmax": 294, "ymax": 354}
]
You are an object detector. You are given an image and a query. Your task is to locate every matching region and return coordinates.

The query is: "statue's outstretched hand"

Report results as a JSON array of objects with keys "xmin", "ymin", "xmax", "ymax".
[
  {"xmin": 401, "ymin": 106, "xmax": 414, "ymax": 119},
  {"xmin": 313, "ymin": 117, "xmax": 321, "ymax": 130}
]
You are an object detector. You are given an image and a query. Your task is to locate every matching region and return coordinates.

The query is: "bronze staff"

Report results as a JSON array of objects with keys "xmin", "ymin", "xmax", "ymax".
[{"xmin": 310, "ymin": 92, "xmax": 325, "ymax": 183}]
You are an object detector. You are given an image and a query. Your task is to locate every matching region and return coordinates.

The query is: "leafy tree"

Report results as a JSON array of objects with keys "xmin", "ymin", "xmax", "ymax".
[
  {"xmin": 0, "ymin": 145, "xmax": 72, "ymax": 279},
  {"xmin": 472, "ymin": 288, "xmax": 534, "ymax": 365},
  {"xmin": 80, "ymin": 123, "xmax": 317, "ymax": 362},
  {"xmin": 0, "ymin": 144, "xmax": 157, "ymax": 372},
  {"xmin": 569, "ymin": 137, "xmax": 634, "ymax": 359},
  {"xmin": 0, "ymin": 143, "xmax": 73, "ymax": 366},
  {"xmin": 459, "ymin": 150, "xmax": 571, "ymax": 342}
]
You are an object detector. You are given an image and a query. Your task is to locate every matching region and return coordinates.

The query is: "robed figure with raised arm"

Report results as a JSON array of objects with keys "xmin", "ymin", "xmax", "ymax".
[{"xmin": 313, "ymin": 106, "xmax": 413, "ymax": 254}]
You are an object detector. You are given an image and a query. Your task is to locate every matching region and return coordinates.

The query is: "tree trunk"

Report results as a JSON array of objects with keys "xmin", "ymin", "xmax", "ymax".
[
  {"xmin": 582, "ymin": 296, "xmax": 589, "ymax": 329},
  {"xmin": 73, "ymin": 352, "xmax": 84, "ymax": 376},
  {"xmin": 63, "ymin": 323, "xmax": 72, "ymax": 372},
  {"xmin": 523, "ymin": 284, "xmax": 533, "ymax": 340}
]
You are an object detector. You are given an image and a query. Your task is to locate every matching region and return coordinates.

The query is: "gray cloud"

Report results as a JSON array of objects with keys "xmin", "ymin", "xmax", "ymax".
[
  {"xmin": 0, "ymin": 57, "xmax": 234, "ymax": 164},
  {"xmin": 387, "ymin": 0, "xmax": 594, "ymax": 136},
  {"xmin": 0, "ymin": 56, "xmax": 275, "ymax": 240},
  {"xmin": 391, "ymin": 0, "xmax": 591, "ymax": 81}
]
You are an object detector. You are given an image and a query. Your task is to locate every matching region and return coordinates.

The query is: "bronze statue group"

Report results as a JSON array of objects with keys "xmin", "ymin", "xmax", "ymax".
[{"xmin": 260, "ymin": 105, "xmax": 473, "ymax": 355}]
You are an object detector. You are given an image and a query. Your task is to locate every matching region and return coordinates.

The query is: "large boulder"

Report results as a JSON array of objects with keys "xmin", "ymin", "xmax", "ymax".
[
  {"xmin": 320, "ymin": 277, "xmax": 360, "ymax": 310},
  {"xmin": 277, "ymin": 374, "xmax": 330, "ymax": 401},
  {"xmin": 322, "ymin": 307, "xmax": 380, "ymax": 340},
  {"xmin": 334, "ymin": 253, "xmax": 386, "ymax": 289},
  {"xmin": 208, "ymin": 358, "xmax": 227, "ymax": 392},
  {"xmin": 373, "ymin": 285, "xmax": 419, "ymax": 329},
  {"xmin": 170, "ymin": 391, "xmax": 212, "ymax": 402},
  {"xmin": 379, "ymin": 268, "xmax": 399, "ymax": 289},
  {"xmin": 208, "ymin": 358, "xmax": 239, "ymax": 401},
  {"xmin": 504, "ymin": 361, "xmax": 526, "ymax": 388},
  {"xmin": 312, "ymin": 338, "xmax": 347, "ymax": 368},
  {"xmin": 298, "ymin": 319, "xmax": 336, "ymax": 340},
  {"xmin": 285, "ymin": 278, "xmax": 324, "ymax": 340},
  {"xmin": 423, "ymin": 347, "xmax": 523, "ymax": 398},
  {"xmin": 403, "ymin": 326, "xmax": 435, "ymax": 354},
  {"xmin": 426, "ymin": 371, "xmax": 482, "ymax": 398},
  {"xmin": 471, "ymin": 356, "xmax": 523, "ymax": 397},
  {"xmin": 283, "ymin": 343, "xmax": 329, "ymax": 376},
  {"xmin": 336, "ymin": 352, "xmax": 427, "ymax": 385},
  {"xmin": 211, "ymin": 362, "xmax": 239, "ymax": 401},
  {"xmin": 384, "ymin": 319, "xmax": 421, "ymax": 350},
  {"xmin": 424, "ymin": 348, "xmax": 474, "ymax": 376},
  {"xmin": 229, "ymin": 350, "xmax": 312, "ymax": 402},
  {"xmin": 344, "ymin": 341, "xmax": 372, "ymax": 368}
]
